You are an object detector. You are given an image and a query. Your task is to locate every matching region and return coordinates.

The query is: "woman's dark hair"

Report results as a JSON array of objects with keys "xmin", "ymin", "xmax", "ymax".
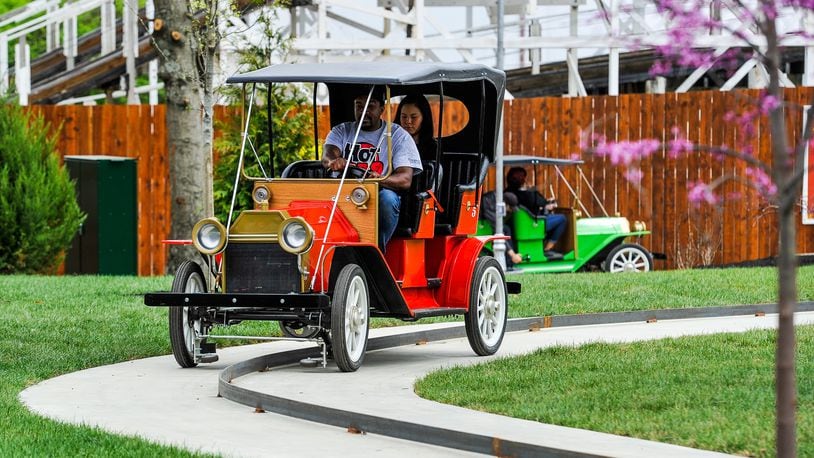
[
  {"xmin": 506, "ymin": 167, "xmax": 527, "ymax": 189},
  {"xmin": 395, "ymin": 94, "xmax": 437, "ymax": 160}
]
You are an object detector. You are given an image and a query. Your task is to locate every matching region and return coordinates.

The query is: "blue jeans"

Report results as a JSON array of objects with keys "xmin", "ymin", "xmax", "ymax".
[
  {"xmin": 379, "ymin": 188, "xmax": 401, "ymax": 251},
  {"xmin": 545, "ymin": 213, "xmax": 566, "ymax": 243}
]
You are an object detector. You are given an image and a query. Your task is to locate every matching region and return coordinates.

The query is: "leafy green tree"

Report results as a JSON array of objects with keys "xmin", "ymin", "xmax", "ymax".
[
  {"xmin": 0, "ymin": 103, "xmax": 84, "ymax": 273},
  {"xmin": 213, "ymin": 4, "xmax": 314, "ymax": 222}
]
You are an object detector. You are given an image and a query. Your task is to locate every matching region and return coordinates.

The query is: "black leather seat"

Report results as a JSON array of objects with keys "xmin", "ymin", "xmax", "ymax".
[
  {"xmin": 395, "ymin": 160, "xmax": 442, "ymax": 237},
  {"xmin": 435, "ymin": 153, "xmax": 490, "ymax": 234}
]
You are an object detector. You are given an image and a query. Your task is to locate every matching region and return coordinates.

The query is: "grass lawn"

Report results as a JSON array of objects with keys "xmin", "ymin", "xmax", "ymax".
[
  {"xmin": 0, "ymin": 275, "xmax": 213, "ymax": 457},
  {"xmin": 0, "ymin": 265, "xmax": 812, "ymax": 455},
  {"xmin": 416, "ymin": 326, "xmax": 814, "ymax": 457}
]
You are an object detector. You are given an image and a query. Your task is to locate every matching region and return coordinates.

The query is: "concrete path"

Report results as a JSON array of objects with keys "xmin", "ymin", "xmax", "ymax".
[{"xmin": 20, "ymin": 312, "xmax": 814, "ymax": 457}]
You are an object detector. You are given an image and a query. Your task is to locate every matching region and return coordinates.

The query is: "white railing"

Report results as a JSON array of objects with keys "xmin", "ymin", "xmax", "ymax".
[
  {"xmin": 283, "ymin": 0, "xmax": 814, "ymax": 95},
  {"xmin": 1, "ymin": 0, "xmax": 157, "ymax": 106},
  {"xmin": 56, "ymin": 82, "xmax": 163, "ymax": 105},
  {"xmin": 0, "ymin": 0, "xmax": 51, "ymax": 30}
]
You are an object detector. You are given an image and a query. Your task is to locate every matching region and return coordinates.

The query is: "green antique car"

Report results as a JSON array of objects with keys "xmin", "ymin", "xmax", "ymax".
[{"xmin": 478, "ymin": 155, "xmax": 654, "ymax": 274}]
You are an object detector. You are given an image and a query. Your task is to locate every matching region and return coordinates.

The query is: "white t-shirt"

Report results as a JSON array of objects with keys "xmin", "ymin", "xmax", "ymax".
[{"xmin": 325, "ymin": 122, "xmax": 422, "ymax": 176}]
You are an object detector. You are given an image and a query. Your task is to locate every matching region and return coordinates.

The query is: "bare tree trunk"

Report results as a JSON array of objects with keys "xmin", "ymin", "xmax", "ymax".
[
  {"xmin": 153, "ymin": 0, "xmax": 215, "ymax": 273},
  {"xmin": 765, "ymin": 16, "xmax": 797, "ymax": 458}
]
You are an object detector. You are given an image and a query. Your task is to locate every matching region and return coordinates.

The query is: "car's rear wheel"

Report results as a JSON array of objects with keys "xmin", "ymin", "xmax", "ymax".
[
  {"xmin": 169, "ymin": 261, "xmax": 208, "ymax": 368},
  {"xmin": 465, "ymin": 256, "xmax": 507, "ymax": 356},
  {"xmin": 603, "ymin": 243, "xmax": 653, "ymax": 273},
  {"xmin": 330, "ymin": 264, "xmax": 369, "ymax": 372}
]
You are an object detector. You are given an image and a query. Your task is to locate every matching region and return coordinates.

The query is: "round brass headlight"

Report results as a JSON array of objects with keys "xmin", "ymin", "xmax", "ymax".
[
  {"xmin": 634, "ymin": 220, "xmax": 647, "ymax": 232},
  {"xmin": 278, "ymin": 217, "xmax": 314, "ymax": 254},
  {"xmin": 192, "ymin": 217, "xmax": 227, "ymax": 255}
]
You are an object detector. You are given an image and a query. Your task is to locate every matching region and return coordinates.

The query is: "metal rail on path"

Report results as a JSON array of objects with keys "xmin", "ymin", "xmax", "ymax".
[{"xmin": 218, "ymin": 302, "xmax": 814, "ymax": 456}]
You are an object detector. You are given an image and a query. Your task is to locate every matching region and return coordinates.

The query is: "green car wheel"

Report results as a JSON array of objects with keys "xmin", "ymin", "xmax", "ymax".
[{"xmin": 602, "ymin": 243, "xmax": 653, "ymax": 273}]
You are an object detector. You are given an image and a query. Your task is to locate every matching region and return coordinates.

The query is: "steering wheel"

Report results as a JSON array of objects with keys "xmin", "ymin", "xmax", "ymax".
[{"xmin": 328, "ymin": 166, "xmax": 368, "ymax": 179}]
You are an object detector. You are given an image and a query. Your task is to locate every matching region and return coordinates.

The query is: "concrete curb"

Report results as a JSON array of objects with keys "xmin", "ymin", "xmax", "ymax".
[{"xmin": 219, "ymin": 302, "xmax": 809, "ymax": 456}]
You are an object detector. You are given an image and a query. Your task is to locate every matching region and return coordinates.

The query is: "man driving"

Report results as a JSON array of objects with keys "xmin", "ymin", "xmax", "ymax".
[{"xmin": 322, "ymin": 86, "xmax": 422, "ymax": 251}]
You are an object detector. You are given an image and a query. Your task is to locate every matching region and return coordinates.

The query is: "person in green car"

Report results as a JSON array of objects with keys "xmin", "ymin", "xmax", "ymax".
[
  {"xmin": 480, "ymin": 191, "xmax": 524, "ymax": 269},
  {"xmin": 505, "ymin": 166, "xmax": 567, "ymax": 260}
]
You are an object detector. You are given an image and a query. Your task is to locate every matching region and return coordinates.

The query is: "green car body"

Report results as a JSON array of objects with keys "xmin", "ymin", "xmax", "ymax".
[{"xmin": 479, "ymin": 155, "xmax": 654, "ymax": 274}]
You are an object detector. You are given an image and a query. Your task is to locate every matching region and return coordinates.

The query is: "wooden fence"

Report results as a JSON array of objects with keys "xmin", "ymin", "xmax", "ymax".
[
  {"xmin": 498, "ymin": 88, "xmax": 814, "ymax": 269},
  {"xmin": 35, "ymin": 87, "xmax": 814, "ymax": 275}
]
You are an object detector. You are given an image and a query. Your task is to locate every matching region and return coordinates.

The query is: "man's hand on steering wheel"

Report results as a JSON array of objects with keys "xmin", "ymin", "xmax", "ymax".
[{"xmin": 325, "ymin": 156, "xmax": 347, "ymax": 171}]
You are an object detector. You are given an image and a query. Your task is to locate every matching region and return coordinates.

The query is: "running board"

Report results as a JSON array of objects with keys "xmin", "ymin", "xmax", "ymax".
[
  {"xmin": 396, "ymin": 278, "xmax": 442, "ymax": 288},
  {"xmin": 411, "ymin": 308, "xmax": 468, "ymax": 319}
]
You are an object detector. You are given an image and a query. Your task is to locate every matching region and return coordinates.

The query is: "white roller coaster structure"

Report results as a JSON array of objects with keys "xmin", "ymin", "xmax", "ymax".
[{"xmin": 1, "ymin": 0, "xmax": 813, "ymax": 105}]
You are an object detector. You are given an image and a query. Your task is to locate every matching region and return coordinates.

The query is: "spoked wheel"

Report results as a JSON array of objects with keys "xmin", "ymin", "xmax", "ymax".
[
  {"xmin": 602, "ymin": 243, "xmax": 654, "ymax": 273},
  {"xmin": 169, "ymin": 261, "xmax": 209, "ymax": 368},
  {"xmin": 330, "ymin": 264, "xmax": 369, "ymax": 372},
  {"xmin": 465, "ymin": 256, "xmax": 508, "ymax": 356},
  {"xmin": 280, "ymin": 321, "xmax": 321, "ymax": 339}
]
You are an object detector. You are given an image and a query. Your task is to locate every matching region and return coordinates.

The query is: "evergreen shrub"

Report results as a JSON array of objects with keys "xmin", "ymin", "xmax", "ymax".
[{"xmin": 0, "ymin": 104, "xmax": 84, "ymax": 273}]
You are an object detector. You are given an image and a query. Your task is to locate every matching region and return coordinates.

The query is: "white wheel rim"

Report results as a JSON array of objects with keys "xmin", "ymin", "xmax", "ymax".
[
  {"xmin": 343, "ymin": 275, "xmax": 369, "ymax": 361},
  {"xmin": 182, "ymin": 273, "xmax": 205, "ymax": 352},
  {"xmin": 610, "ymin": 247, "xmax": 650, "ymax": 273},
  {"xmin": 477, "ymin": 266, "xmax": 506, "ymax": 347}
]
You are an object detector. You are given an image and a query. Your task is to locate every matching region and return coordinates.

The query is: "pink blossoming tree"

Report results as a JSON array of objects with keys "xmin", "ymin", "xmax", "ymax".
[{"xmin": 585, "ymin": 2, "xmax": 814, "ymax": 456}]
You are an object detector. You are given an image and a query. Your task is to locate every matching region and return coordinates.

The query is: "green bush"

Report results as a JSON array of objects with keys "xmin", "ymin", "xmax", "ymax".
[{"xmin": 0, "ymin": 104, "xmax": 84, "ymax": 273}]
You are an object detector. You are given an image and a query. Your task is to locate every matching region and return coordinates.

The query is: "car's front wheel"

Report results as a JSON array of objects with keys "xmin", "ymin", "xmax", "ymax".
[
  {"xmin": 169, "ymin": 261, "xmax": 209, "ymax": 368},
  {"xmin": 330, "ymin": 264, "xmax": 369, "ymax": 372},
  {"xmin": 602, "ymin": 243, "xmax": 653, "ymax": 273},
  {"xmin": 465, "ymin": 256, "xmax": 507, "ymax": 356}
]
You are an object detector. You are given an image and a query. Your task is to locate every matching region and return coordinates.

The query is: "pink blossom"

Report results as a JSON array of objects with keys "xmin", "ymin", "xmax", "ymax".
[
  {"xmin": 688, "ymin": 181, "xmax": 718, "ymax": 205},
  {"xmin": 782, "ymin": 1, "xmax": 814, "ymax": 8},
  {"xmin": 760, "ymin": 95, "xmax": 781, "ymax": 114},
  {"xmin": 745, "ymin": 167, "xmax": 778, "ymax": 197},
  {"xmin": 666, "ymin": 127, "xmax": 696, "ymax": 158},
  {"xmin": 644, "ymin": 1, "xmax": 814, "ymax": 81},
  {"xmin": 762, "ymin": 3, "xmax": 778, "ymax": 20},
  {"xmin": 624, "ymin": 168, "xmax": 644, "ymax": 184},
  {"xmin": 593, "ymin": 138, "xmax": 660, "ymax": 165},
  {"xmin": 649, "ymin": 60, "xmax": 673, "ymax": 77}
]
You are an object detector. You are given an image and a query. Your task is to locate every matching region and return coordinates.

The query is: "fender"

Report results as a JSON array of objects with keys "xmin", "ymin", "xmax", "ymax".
[
  {"xmin": 328, "ymin": 245, "xmax": 411, "ymax": 316},
  {"xmin": 438, "ymin": 236, "xmax": 493, "ymax": 309}
]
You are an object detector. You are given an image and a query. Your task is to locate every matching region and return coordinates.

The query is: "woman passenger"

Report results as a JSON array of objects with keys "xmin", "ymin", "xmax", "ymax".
[{"xmin": 395, "ymin": 94, "xmax": 437, "ymax": 161}]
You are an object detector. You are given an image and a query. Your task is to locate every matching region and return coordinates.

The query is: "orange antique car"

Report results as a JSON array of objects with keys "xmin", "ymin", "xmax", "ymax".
[{"xmin": 145, "ymin": 62, "xmax": 519, "ymax": 372}]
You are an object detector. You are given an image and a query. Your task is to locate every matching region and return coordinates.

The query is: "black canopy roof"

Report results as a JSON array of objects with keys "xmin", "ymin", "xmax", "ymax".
[{"xmin": 226, "ymin": 62, "xmax": 505, "ymax": 92}]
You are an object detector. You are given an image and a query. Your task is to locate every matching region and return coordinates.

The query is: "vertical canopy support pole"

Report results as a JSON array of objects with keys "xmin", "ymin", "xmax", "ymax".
[
  {"xmin": 313, "ymin": 83, "xmax": 319, "ymax": 160},
  {"xmin": 267, "ymin": 83, "xmax": 275, "ymax": 178},
  {"xmin": 494, "ymin": 84, "xmax": 506, "ymax": 272}
]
